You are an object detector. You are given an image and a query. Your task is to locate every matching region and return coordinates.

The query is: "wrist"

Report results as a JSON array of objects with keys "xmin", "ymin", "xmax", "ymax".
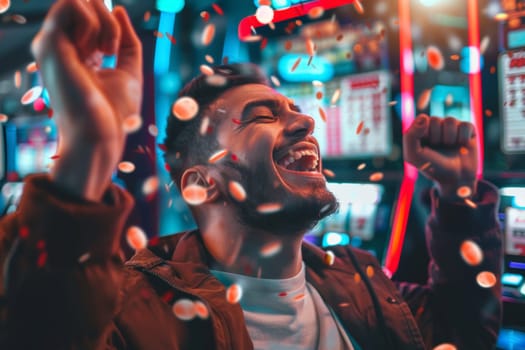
[
  {"xmin": 436, "ymin": 179, "xmax": 478, "ymax": 202},
  {"xmin": 51, "ymin": 140, "xmax": 123, "ymax": 202}
]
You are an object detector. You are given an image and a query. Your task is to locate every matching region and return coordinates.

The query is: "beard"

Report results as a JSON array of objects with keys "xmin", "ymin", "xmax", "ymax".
[{"xmin": 213, "ymin": 160, "xmax": 339, "ymax": 235}]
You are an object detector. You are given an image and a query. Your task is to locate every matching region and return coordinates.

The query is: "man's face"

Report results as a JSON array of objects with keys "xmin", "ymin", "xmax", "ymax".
[{"xmin": 207, "ymin": 83, "xmax": 337, "ymax": 233}]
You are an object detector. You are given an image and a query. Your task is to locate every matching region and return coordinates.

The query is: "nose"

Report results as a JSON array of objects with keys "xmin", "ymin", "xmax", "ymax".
[{"xmin": 284, "ymin": 113, "xmax": 315, "ymax": 139}]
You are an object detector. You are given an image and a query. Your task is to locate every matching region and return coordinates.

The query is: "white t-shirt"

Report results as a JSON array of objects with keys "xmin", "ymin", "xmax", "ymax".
[{"xmin": 211, "ymin": 264, "xmax": 356, "ymax": 350}]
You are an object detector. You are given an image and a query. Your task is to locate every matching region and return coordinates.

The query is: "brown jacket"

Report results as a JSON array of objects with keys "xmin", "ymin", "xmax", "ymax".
[{"xmin": 0, "ymin": 175, "xmax": 503, "ymax": 349}]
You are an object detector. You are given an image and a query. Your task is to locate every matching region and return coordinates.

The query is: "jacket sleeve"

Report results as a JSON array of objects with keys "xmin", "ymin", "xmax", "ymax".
[
  {"xmin": 0, "ymin": 174, "xmax": 134, "ymax": 349},
  {"xmin": 396, "ymin": 180, "xmax": 503, "ymax": 349}
]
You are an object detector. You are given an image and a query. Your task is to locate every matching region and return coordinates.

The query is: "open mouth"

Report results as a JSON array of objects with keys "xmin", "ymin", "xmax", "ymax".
[{"xmin": 274, "ymin": 142, "xmax": 321, "ymax": 174}]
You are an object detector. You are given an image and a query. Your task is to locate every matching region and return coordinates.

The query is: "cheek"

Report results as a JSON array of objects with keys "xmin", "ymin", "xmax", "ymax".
[{"xmin": 225, "ymin": 130, "xmax": 277, "ymax": 163}]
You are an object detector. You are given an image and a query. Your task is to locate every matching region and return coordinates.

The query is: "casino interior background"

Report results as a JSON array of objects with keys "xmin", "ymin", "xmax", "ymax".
[{"xmin": 1, "ymin": 0, "xmax": 525, "ymax": 348}]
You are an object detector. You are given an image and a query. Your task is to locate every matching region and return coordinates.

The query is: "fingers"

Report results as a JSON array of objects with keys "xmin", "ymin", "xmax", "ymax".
[
  {"xmin": 91, "ymin": 0, "xmax": 121, "ymax": 54},
  {"xmin": 32, "ymin": 0, "xmax": 123, "ymax": 62},
  {"xmin": 403, "ymin": 114, "xmax": 429, "ymax": 165},
  {"xmin": 442, "ymin": 117, "xmax": 457, "ymax": 146},
  {"xmin": 32, "ymin": 0, "xmax": 99, "ymax": 60},
  {"xmin": 113, "ymin": 6, "xmax": 143, "ymax": 81},
  {"xmin": 424, "ymin": 116, "xmax": 474, "ymax": 147},
  {"xmin": 457, "ymin": 122, "xmax": 475, "ymax": 145},
  {"xmin": 428, "ymin": 117, "xmax": 442, "ymax": 145},
  {"xmin": 69, "ymin": 0, "xmax": 101, "ymax": 57},
  {"xmin": 404, "ymin": 114, "xmax": 478, "ymax": 168}
]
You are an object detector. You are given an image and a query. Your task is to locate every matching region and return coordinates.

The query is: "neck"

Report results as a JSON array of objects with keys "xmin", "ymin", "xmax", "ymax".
[{"xmin": 196, "ymin": 204, "xmax": 305, "ymax": 279}]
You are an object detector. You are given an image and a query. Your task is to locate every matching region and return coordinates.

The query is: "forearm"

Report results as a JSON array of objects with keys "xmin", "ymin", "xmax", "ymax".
[
  {"xmin": 426, "ymin": 180, "xmax": 502, "ymax": 284},
  {"xmin": 425, "ymin": 180, "xmax": 503, "ymax": 347},
  {"xmin": 51, "ymin": 134, "xmax": 124, "ymax": 202}
]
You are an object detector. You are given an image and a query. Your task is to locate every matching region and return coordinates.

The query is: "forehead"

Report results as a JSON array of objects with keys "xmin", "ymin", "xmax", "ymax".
[{"xmin": 216, "ymin": 83, "xmax": 290, "ymax": 106}]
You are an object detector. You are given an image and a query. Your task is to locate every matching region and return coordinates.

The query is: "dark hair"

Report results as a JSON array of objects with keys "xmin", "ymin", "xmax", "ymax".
[{"xmin": 163, "ymin": 63, "xmax": 270, "ymax": 187}]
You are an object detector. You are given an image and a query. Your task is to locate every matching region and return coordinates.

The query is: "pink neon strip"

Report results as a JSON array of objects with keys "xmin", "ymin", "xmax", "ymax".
[
  {"xmin": 384, "ymin": 0, "xmax": 417, "ymax": 275},
  {"xmin": 467, "ymin": 0, "xmax": 484, "ymax": 178},
  {"xmin": 238, "ymin": 0, "xmax": 356, "ymax": 41}
]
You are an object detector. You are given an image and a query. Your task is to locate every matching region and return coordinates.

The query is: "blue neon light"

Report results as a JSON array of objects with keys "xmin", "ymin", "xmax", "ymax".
[
  {"xmin": 103, "ymin": 0, "xmax": 113, "ymax": 11},
  {"xmin": 154, "ymin": 12, "xmax": 175, "ymax": 74},
  {"xmin": 497, "ymin": 329, "xmax": 525, "ymax": 349},
  {"xmin": 278, "ymin": 53, "xmax": 334, "ymax": 82},
  {"xmin": 101, "ymin": 55, "xmax": 117, "ymax": 69},
  {"xmin": 509, "ymin": 261, "xmax": 525, "ymax": 270},
  {"xmin": 322, "ymin": 232, "xmax": 350, "ymax": 248},
  {"xmin": 156, "ymin": 0, "xmax": 185, "ymax": 13},
  {"xmin": 513, "ymin": 194, "xmax": 525, "ymax": 208},
  {"xmin": 42, "ymin": 88, "xmax": 50, "ymax": 107},
  {"xmin": 502, "ymin": 273, "xmax": 523, "ymax": 286},
  {"xmin": 460, "ymin": 46, "xmax": 484, "ymax": 74}
]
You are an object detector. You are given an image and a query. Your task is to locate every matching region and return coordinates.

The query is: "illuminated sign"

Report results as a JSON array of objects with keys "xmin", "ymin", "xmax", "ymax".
[
  {"xmin": 499, "ymin": 49, "xmax": 525, "ymax": 153},
  {"xmin": 239, "ymin": 0, "xmax": 356, "ymax": 41},
  {"xmin": 277, "ymin": 54, "xmax": 334, "ymax": 82}
]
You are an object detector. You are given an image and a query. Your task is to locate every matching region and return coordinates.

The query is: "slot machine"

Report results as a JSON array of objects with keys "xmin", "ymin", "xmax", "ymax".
[{"xmin": 485, "ymin": 0, "xmax": 525, "ymax": 347}]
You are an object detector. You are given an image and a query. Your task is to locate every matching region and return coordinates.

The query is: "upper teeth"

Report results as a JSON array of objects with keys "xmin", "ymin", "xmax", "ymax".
[{"xmin": 281, "ymin": 149, "xmax": 319, "ymax": 170}]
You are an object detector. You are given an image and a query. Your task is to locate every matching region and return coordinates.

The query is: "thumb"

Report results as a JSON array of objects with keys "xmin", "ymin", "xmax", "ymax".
[{"xmin": 403, "ymin": 114, "xmax": 429, "ymax": 165}]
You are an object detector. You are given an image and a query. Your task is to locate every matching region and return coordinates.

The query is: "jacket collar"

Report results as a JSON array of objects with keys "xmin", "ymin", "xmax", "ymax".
[
  {"xmin": 127, "ymin": 230, "xmax": 358, "ymax": 282},
  {"xmin": 126, "ymin": 231, "xmax": 217, "ymax": 290},
  {"xmin": 127, "ymin": 231, "xmax": 254, "ymax": 349}
]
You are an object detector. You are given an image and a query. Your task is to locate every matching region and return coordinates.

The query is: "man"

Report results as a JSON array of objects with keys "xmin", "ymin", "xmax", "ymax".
[{"xmin": 0, "ymin": 0, "xmax": 502, "ymax": 349}]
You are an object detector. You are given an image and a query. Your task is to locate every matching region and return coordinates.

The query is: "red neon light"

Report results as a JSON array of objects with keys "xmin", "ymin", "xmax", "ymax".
[
  {"xmin": 467, "ymin": 0, "xmax": 484, "ymax": 178},
  {"xmin": 238, "ymin": 0, "xmax": 356, "ymax": 41},
  {"xmin": 385, "ymin": 173, "xmax": 416, "ymax": 273},
  {"xmin": 384, "ymin": 0, "xmax": 417, "ymax": 275}
]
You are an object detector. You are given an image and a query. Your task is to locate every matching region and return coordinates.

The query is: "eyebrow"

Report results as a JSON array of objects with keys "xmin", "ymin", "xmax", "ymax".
[{"xmin": 240, "ymin": 99, "xmax": 301, "ymax": 121}]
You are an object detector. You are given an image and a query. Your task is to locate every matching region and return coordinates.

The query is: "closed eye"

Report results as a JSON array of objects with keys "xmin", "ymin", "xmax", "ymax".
[{"xmin": 252, "ymin": 115, "xmax": 278, "ymax": 123}]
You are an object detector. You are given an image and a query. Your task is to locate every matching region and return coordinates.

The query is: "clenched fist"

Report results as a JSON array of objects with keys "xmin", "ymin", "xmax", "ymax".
[
  {"xmin": 31, "ymin": 0, "xmax": 143, "ymax": 201},
  {"xmin": 403, "ymin": 114, "xmax": 478, "ymax": 200}
]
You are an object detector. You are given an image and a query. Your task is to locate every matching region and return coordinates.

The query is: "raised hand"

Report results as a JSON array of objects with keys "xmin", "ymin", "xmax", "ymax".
[
  {"xmin": 403, "ymin": 114, "xmax": 478, "ymax": 200},
  {"xmin": 31, "ymin": 0, "xmax": 143, "ymax": 201}
]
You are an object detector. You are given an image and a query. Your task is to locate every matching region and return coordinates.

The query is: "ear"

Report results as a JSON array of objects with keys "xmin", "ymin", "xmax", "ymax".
[{"xmin": 180, "ymin": 166, "xmax": 220, "ymax": 203}]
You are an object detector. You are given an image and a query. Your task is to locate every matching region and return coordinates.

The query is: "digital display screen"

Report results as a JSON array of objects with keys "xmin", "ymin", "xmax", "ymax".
[
  {"xmin": 498, "ymin": 49, "xmax": 525, "ymax": 153},
  {"xmin": 429, "ymin": 85, "xmax": 471, "ymax": 122}
]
